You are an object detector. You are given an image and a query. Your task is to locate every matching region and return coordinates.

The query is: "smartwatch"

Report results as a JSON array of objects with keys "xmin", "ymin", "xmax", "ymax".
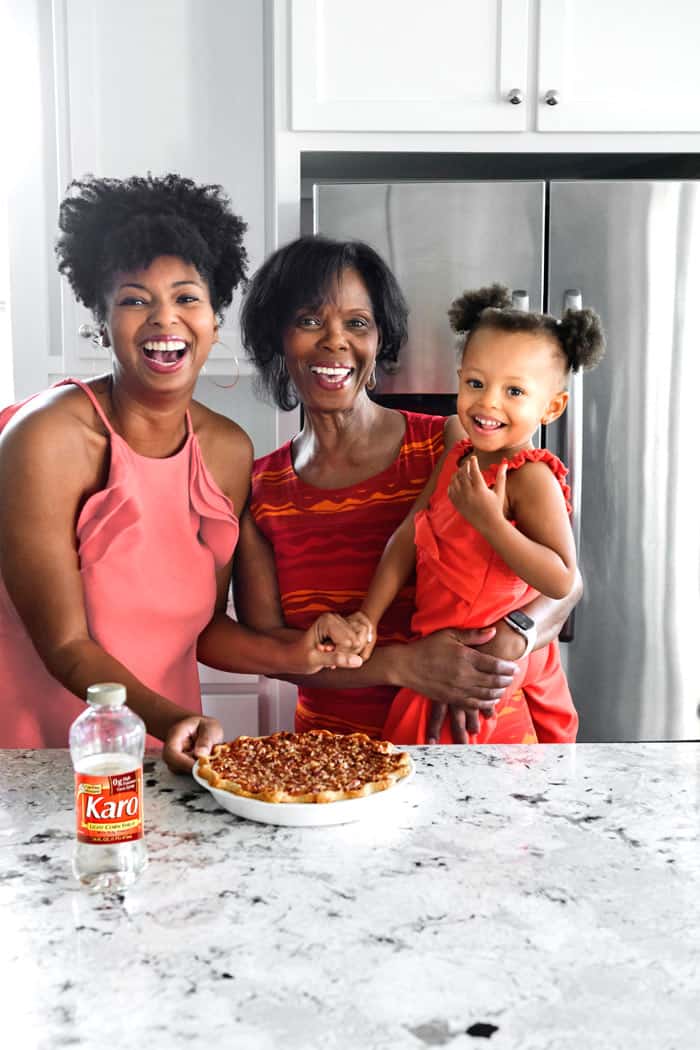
[{"xmin": 503, "ymin": 609, "xmax": 537, "ymax": 658}]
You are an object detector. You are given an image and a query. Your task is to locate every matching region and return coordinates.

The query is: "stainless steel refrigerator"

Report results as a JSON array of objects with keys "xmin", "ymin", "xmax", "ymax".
[{"xmin": 313, "ymin": 179, "xmax": 698, "ymax": 742}]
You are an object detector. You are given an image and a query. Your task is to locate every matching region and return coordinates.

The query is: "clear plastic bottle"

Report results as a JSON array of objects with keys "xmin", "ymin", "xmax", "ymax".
[{"xmin": 69, "ymin": 682, "xmax": 148, "ymax": 890}]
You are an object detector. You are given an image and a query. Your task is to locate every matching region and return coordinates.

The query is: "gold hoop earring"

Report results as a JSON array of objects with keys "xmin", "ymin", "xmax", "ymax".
[
  {"xmin": 78, "ymin": 323, "xmax": 108, "ymax": 349},
  {"xmin": 366, "ymin": 364, "xmax": 377, "ymax": 391},
  {"xmin": 206, "ymin": 339, "xmax": 240, "ymax": 390}
]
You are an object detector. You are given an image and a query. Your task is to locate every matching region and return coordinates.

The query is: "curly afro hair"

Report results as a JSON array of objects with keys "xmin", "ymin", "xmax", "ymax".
[
  {"xmin": 241, "ymin": 236, "xmax": 409, "ymax": 411},
  {"xmin": 55, "ymin": 173, "xmax": 248, "ymax": 320},
  {"xmin": 449, "ymin": 282, "xmax": 606, "ymax": 375}
]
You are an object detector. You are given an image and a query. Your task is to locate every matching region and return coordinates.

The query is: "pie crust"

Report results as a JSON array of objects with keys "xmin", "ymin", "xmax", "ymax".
[{"xmin": 196, "ymin": 730, "xmax": 411, "ymax": 804}]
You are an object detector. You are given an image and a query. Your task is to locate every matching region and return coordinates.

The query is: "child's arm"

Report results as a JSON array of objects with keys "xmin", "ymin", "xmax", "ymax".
[
  {"xmin": 448, "ymin": 456, "xmax": 577, "ymax": 599},
  {"xmin": 347, "ymin": 416, "xmax": 465, "ymax": 656}
]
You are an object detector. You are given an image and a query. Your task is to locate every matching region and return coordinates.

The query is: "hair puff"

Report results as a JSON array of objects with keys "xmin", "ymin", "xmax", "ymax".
[
  {"xmin": 448, "ymin": 282, "xmax": 512, "ymax": 333},
  {"xmin": 450, "ymin": 282, "xmax": 606, "ymax": 379},
  {"xmin": 558, "ymin": 307, "xmax": 606, "ymax": 373}
]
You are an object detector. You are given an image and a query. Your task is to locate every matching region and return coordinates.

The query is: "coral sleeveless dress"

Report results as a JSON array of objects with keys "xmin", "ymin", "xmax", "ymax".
[
  {"xmin": 383, "ymin": 441, "xmax": 578, "ymax": 745},
  {"xmin": 0, "ymin": 379, "xmax": 238, "ymax": 748}
]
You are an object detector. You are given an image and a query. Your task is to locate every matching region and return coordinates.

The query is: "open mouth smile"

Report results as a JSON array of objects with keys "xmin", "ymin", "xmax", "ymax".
[
  {"xmin": 309, "ymin": 364, "xmax": 354, "ymax": 389},
  {"xmin": 141, "ymin": 339, "xmax": 189, "ymax": 372},
  {"xmin": 472, "ymin": 414, "xmax": 505, "ymax": 432}
]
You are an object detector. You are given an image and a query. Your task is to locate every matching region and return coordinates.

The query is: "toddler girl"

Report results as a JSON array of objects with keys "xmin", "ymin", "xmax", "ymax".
[{"xmin": 347, "ymin": 284, "xmax": 605, "ymax": 743}]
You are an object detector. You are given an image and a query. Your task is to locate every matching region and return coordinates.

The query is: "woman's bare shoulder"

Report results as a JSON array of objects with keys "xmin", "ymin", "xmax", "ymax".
[
  {"xmin": 0, "ymin": 383, "xmax": 106, "ymax": 459},
  {"xmin": 0, "ymin": 384, "xmax": 110, "ymax": 508}
]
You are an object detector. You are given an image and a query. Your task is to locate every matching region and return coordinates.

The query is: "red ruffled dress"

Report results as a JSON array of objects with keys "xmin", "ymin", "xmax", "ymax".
[{"xmin": 383, "ymin": 440, "xmax": 579, "ymax": 745}]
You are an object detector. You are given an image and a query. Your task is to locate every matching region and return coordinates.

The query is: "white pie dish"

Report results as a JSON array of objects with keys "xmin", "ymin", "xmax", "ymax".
[{"xmin": 192, "ymin": 755, "xmax": 415, "ymax": 827}]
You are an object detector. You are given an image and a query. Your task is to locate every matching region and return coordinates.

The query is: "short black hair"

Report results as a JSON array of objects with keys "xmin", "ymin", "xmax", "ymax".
[
  {"xmin": 449, "ymin": 283, "xmax": 606, "ymax": 375},
  {"xmin": 240, "ymin": 235, "xmax": 409, "ymax": 410},
  {"xmin": 55, "ymin": 173, "xmax": 248, "ymax": 321}
]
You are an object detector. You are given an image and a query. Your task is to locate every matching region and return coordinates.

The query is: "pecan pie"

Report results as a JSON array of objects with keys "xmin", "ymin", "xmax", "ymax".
[{"xmin": 196, "ymin": 730, "xmax": 411, "ymax": 804}]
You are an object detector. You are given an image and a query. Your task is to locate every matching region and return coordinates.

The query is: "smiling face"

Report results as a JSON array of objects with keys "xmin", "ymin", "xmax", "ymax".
[
  {"xmin": 103, "ymin": 255, "xmax": 217, "ymax": 395},
  {"xmin": 457, "ymin": 326, "xmax": 569, "ymax": 465},
  {"xmin": 282, "ymin": 267, "xmax": 379, "ymax": 411}
]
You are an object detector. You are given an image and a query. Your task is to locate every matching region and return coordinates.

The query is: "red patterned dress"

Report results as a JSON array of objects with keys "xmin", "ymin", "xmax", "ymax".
[
  {"xmin": 249, "ymin": 412, "xmax": 445, "ymax": 737},
  {"xmin": 383, "ymin": 440, "xmax": 579, "ymax": 745}
]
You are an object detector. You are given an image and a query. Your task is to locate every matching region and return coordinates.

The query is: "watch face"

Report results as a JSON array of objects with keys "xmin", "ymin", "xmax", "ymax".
[{"xmin": 508, "ymin": 609, "xmax": 535, "ymax": 631}]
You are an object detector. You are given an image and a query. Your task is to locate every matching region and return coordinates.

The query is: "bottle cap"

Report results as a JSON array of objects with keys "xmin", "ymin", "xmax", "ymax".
[{"xmin": 86, "ymin": 682, "xmax": 127, "ymax": 707}]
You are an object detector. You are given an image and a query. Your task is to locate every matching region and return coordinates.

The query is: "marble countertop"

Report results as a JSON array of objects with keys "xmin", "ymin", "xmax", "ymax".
[{"xmin": 1, "ymin": 745, "xmax": 698, "ymax": 1050}]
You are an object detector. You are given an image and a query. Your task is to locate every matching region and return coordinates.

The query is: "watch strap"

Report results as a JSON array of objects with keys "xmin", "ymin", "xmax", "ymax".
[{"xmin": 504, "ymin": 612, "xmax": 537, "ymax": 658}]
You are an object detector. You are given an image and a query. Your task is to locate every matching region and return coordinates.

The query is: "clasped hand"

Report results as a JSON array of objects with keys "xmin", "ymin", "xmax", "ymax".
[
  {"xmin": 302, "ymin": 611, "xmax": 373, "ymax": 670},
  {"xmin": 447, "ymin": 455, "xmax": 508, "ymax": 534}
]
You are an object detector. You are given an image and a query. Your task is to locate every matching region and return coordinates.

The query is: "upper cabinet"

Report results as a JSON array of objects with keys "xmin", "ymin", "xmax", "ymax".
[
  {"xmin": 537, "ymin": 0, "xmax": 700, "ymax": 132},
  {"xmin": 290, "ymin": 0, "xmax": 700, "ymax": 134},
  {"xmin": 57, "ymin": 0, "xmax": 266, "ymax": 378},
  {"xmin": 290, "ymin": 0, "xmax": 530, "ymax": 131}
]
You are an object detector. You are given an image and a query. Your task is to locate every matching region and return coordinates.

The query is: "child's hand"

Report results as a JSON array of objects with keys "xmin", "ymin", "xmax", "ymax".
[
  {"xmin": 289, "ymin": 612, "xmax": 365, "ymax": 674},
  {"xmin": 344, "ymin": 611, "xmax": 376, "ymax": 661},
  {"xmin": 448, "ymin": 455, "xmax": 508, "ymax": 536}
]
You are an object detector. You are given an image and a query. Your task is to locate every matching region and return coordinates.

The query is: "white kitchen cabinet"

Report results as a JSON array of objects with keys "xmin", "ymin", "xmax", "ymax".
[
  {"xmin": 257, "ymin": 677, "xmax": 298, "ymax": 734},
  {"xmin": 200, "ymin": 689, "xmax": 260, "ymax": 740},
  {"xmin": 58, "ymin": 0, "xmax": 266, "ymax": 378},
  {"xmin": 290, "ymin": 0, "xmax": 530, "ymax": 131},
  {"xmin": 537, "ymin": 0, "xmax": 700, "ymax": 132},
  {"xmin": 289, "ymin": 0, "xmax": 700, "ymax": 135}
]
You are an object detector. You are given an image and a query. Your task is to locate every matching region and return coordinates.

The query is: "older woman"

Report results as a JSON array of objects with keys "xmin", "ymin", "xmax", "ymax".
[
  {"xmin": 236, "ymin": 236, "xmax": 581, "ymax": 743},
  {"xmin": 0, "ymin": 177, "xmax": 359, "ymax": 771}
]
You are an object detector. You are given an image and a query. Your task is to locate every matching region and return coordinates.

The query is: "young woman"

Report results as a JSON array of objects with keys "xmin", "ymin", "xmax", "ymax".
[{"xmin": 0, "ymin": 177, "xmax": 360, "ymax": 770}]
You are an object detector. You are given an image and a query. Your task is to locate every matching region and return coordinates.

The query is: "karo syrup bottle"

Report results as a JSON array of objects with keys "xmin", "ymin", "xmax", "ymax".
[{"xmin": 69, "ymin": 682, "xmax": 147, "ymax": 890}]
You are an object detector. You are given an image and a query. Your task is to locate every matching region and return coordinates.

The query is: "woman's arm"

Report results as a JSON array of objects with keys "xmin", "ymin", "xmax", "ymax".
[
  {"xmin": 474, "ymin": 569, "xmax": 583, "ymax": 662},
  {"xmin": 424, "ymin": 572, "xmax": 583, "ymax": 742},
  {"xmin": 196, "ymin": 562, "xmax": 362, "ymax": 675},
  {"xmin": 196, "ymin": 415, "xmax": 364, "ymax": 674}
]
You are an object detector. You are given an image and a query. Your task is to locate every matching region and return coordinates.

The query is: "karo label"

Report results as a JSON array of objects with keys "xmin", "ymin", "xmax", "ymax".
[{"xmin": 75, "ymin": 767, "xmax": 144, "ymax": 844}]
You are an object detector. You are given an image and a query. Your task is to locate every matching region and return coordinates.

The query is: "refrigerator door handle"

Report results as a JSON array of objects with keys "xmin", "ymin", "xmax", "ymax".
[
  {"xmin": 552, "ymin": 288, "xmax": 583, "ymax": 643},
  {"xmin": 561, "ymin": 289, "xmax": 583, "ymax": 558}
]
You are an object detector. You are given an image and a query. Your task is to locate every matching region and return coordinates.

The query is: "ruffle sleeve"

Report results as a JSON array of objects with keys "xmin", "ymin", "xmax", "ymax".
[
  {"xmin": 188, "ymin": 439, "xmax": 239, "ymax": 568},
  {"xmin": 76, "ymin": 442, "xmax": 143, "ymax": 568},
  {"xmin": 468, "ymin": 445, "xmax": 573, "ymax": 516}
]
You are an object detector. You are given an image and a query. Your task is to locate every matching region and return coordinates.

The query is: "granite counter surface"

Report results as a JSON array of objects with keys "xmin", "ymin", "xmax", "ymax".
[{"xmin": 1, "ymin": 744, "xmax": 698, "ymax": 1050}]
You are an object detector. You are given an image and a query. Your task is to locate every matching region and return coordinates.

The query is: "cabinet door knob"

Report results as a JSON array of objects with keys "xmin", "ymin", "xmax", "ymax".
[
  {"xmin": 507, "ymin": 88, "xmax": 524, "ymax": 105},
  {"xmin": 543, "ymin": 89, "xmax": 560, "ymax": 106}
]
